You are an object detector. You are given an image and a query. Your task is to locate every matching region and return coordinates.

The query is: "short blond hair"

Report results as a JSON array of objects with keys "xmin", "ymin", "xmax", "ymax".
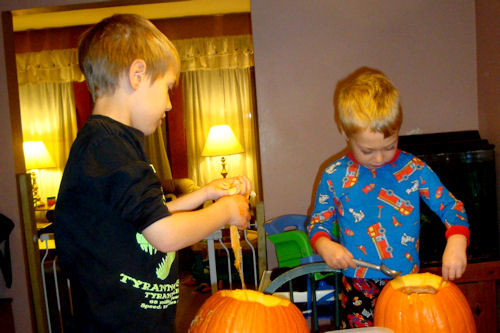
[
  {"xmin": 78, "ymin": 14, "xmax": 180, "ymax": 100},
  {"xmin": 336, "ymin": 68, "xmax": 402, "ymax": 138}
]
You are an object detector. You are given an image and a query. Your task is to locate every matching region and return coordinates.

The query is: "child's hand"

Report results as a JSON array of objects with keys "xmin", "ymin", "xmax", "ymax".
[
  {"xmin": 218, "ymin": 195, "xmax": 251, "ymax": 229},
  {"xmin": 315, "ymin": 237, "xmax": 356, "ymax": 270},
  {"xmin": 205, "ymin": 176, "xmax": 252, "ymax": 200},
  {"xmin": 442, "ymin": 234, "xmax": 468, "ymax": 280}
]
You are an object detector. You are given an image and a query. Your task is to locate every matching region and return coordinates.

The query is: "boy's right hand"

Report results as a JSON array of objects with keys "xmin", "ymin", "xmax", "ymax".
[
  {"xmin": 218, "ymin": 194, "xmax": 251, "ymax": 229},
  {"xmin": 316, "ymin": 237, "xmax": 356, "ymax": 270},
  {"xmin": 205, "ymin": 176, "xmax": 252, "ymax": 201}
]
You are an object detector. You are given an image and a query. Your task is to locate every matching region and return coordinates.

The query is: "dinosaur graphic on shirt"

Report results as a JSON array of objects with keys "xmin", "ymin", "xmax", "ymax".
[{"xmin": 136, "ymin": 233, "xmax": 175, "ymax": 280}]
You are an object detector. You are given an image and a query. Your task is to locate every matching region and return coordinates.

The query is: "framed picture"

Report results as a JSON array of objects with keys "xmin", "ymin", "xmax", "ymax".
[{"xmin": 47, "ymin": 196, "xmax": 56, "ymax": 209}]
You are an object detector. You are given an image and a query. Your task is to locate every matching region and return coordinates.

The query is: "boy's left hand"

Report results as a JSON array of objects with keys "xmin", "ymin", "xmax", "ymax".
[
  {"xmin": 441, "ymin": 234, "xmax": 468, "ymax": 281},
  {"xmin": 205, "ymin": 176, "xmax": 252, "ymax": 201}
]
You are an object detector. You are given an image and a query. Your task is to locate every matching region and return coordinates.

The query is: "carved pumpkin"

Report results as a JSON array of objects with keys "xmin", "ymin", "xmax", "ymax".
[
  {"xmin": 189, "ymin": 289, "xmax": 309, "ymax": 333},
  {"xmin": 374, "ymin": 273, "xmax": 476, "ymax": 333}
]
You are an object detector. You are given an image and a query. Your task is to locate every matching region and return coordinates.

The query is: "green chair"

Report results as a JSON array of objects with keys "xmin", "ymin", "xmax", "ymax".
[
  {"xmin": 264, "ymin": 214, "xmax": 340, "ymax": 332},
  {"xmin": 262, "ymin": 263, "xmax": 341, "ymax": 332}
]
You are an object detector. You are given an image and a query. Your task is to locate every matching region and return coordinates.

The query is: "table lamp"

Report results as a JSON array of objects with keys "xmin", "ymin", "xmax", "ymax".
[
  {"xmin": 23, "ymin": 141, "xmax": 56, "ymax": 207},
  {"xmin": 202, "ymin": 125, "xmax": 244, "ymax": 178}
]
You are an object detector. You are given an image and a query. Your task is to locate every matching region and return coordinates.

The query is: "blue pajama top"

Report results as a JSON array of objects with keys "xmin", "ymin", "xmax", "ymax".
[{"xmin": 308, "ymin": 150, "xmax": 470, "ymax": 279}]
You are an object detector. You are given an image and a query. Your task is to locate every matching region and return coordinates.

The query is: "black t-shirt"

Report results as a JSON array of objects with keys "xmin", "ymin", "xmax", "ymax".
[{"xmin": 55, "ymin": 115, "xmax": 177, "ymax": 332}]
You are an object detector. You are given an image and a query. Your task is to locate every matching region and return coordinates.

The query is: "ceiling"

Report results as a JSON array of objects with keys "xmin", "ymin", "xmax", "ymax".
[{"xmin": 12, "ymin": 0, "xmax": 250, "ymax": 32}]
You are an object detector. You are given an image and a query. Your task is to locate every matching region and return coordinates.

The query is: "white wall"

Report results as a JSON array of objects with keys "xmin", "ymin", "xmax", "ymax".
[{"xmin": 251, "ymin": 0, "xmax": 478, "ymax": 219}]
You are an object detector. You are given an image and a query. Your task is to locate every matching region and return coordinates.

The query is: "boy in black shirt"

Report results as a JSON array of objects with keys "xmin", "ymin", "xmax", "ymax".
[{"xmin": 55, "ymin": 14, "xmax": 251, "ymax": 332}]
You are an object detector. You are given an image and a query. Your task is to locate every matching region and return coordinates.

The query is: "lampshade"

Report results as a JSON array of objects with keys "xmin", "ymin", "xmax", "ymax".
[
  {"xmin": 23, "ymin": 141, "xmax": 56, "ymax": 170},
  {"xmin": 202, "ymin": 125, "xmax": 244, "ymax": 157}
]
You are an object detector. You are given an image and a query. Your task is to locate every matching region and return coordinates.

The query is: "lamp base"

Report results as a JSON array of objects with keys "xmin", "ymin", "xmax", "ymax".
[
  {"xmin": 220, "ymin": 156, "xmax": 228, "ymax": 178},
  {"xmin": 30, "ymin": 171, "xmax": 42, "ymax": 207}
]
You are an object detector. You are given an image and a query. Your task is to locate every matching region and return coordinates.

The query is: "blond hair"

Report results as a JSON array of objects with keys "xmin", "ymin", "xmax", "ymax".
[
  {"xmin": 336, "ymin": 68, "xmax": 402, "ymax": 138},
  {"xmin": 78, "ymin": 14, "xmax": 180, "ymax": 100}
]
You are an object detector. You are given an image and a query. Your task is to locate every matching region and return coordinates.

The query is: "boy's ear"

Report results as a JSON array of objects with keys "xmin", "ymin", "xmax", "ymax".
[
  {"xmin": 340, "ymin": 129, "xmax": 349, "ymax": 142},
  {"xmin": 129, "ymin": 59, "xmax": 147, "ymax": 90}
]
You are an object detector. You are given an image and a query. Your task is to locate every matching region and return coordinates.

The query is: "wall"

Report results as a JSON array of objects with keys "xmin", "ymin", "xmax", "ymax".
[
  {"xmin": 0, "ymin": 13, "xmax": 29, "ymax": 332},
  {"xmin": 251, "ymin": 0, "xmax": 480, "ymax": 219},
  {"xmin": 0, "ymin": 2, "xmax": 103, "ymax": 333},
  {"xmin": 476, "ymin": 0, "xmax": 500, "ymax": 236}
]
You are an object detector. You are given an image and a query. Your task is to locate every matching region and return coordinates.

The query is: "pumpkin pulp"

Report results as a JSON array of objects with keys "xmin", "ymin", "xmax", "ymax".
[
  {"xmin": 220, "ymin": 289, "xmax": 291, "ymax": 307},
  {"xmin": 390, "ymin": 272, "xmax": 448, "ymax": 294}
]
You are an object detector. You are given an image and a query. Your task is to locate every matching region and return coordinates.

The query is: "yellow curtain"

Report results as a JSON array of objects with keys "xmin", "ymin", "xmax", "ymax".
[
  {"xmin": 173, "ymin": 35, "xmax": 260, "ymax": 197},
  {"xmin": 144, "ymin": 126, "xmax": 172, "ymax": 182},
  {"xmin": 15, "ymin": 38, "xmax": 260, "ymax": 201},
  {"xmin": 17, "ymin": 49, "xmax": 80, "ymax": 203},
  {"xmin": 174, "ymin": 35, "xmax": 254, "ymax": 71},
  {"xmin": 16, "ymin": 48, "xmax": 84, "ymax": 85}
]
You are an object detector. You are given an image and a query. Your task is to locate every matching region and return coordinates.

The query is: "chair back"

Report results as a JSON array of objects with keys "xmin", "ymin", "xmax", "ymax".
[
  {"xmin": 265, "ymin": 214, "xmax": 322, "ymax": 268},
  {"xmin": 268, "ymin": 230, "xmax": 315, "ymax": 268},
  {"xmin": 264, "ymin": 214, "xmax": 308, "ymax": 235},
  {"xmin": 262, "ymin": 214, "xmax": 339, "ymax": 331}
]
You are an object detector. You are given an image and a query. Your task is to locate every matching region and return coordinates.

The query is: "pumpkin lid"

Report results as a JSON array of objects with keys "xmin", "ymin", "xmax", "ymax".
[
  {"xmin": 389, "ymin": 272, "xmax": 449, "ymax": 294},
  {"xmin": 219, "ymin": 289, "xmax": 291, "ymax": 307}
]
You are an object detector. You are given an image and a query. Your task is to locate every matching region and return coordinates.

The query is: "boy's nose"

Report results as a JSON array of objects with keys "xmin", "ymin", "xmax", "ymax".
[
  {"xmin": 373, "ymin": 151, "xmax": 384, "ymax": 163},
  {"xmin": 165, "ymin": 95, "xmax": 172, "ymax": 112}
]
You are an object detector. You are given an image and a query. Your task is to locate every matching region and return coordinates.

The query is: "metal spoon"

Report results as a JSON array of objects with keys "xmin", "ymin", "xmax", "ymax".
[{"xmin": 353, "ymin": 258, "xmax": 401, "ymax": 277}]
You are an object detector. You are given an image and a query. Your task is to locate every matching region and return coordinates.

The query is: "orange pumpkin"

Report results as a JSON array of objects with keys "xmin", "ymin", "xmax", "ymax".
[
  {"xmin": 189, "ymin": 289, "xmax": 309, "ymax": 333},
  {"xmin": 374, "ymin": 273, "xmax": 476, "ymax": 333}
]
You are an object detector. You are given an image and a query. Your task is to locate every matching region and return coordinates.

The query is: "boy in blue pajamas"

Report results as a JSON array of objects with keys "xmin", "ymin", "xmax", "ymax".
[{"xmin": 308, "ymin": 68, "xmax": 469, "ymax": 328}]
